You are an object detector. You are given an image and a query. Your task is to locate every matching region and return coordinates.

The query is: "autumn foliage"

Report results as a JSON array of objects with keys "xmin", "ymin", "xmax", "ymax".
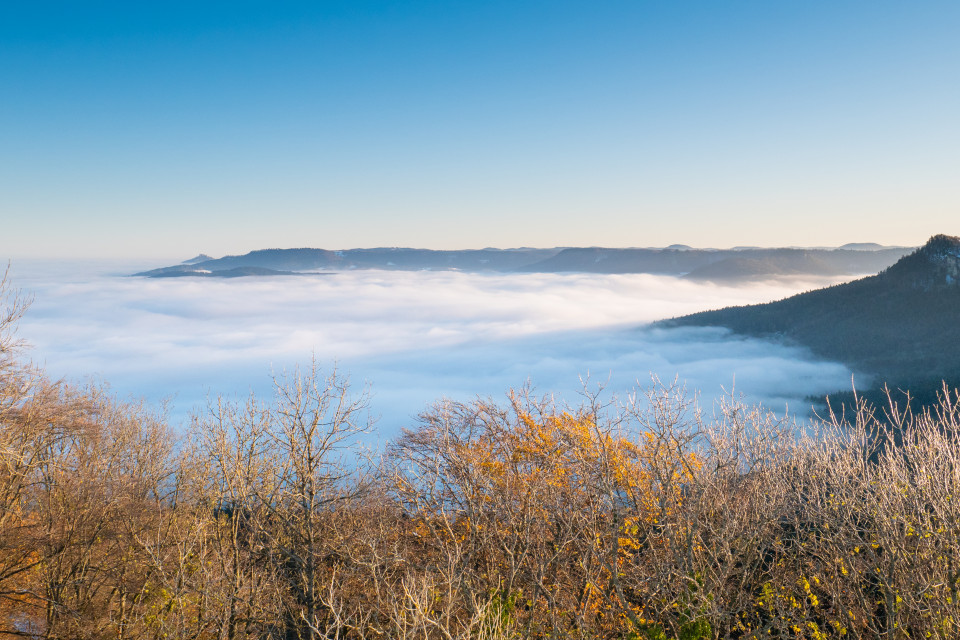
[{"xmin": 3, "ymin": 276, "xmax": 960, "ymax": 639}]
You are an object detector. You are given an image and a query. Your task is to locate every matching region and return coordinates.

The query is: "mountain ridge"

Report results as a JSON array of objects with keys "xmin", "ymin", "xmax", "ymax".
[
  {"xmin": 663, "ymin": 234, "xmax": 960, "ymax": 405},
  {"xmin": 136, "ymin": 244, "xmax": 913, "ymax": 280}
]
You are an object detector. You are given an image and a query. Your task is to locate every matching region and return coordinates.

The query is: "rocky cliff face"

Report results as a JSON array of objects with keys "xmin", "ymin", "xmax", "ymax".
[
  {"xmin": 923, "ymin": 234, "xmax": 960, "ymax": 285},
  {"xmin": 882, "ymin": 234, "xmax": 960, "ymax": 290}
]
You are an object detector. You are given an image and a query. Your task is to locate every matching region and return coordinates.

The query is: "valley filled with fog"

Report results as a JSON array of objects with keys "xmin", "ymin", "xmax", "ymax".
[{"xmin": 9, "ymin": 260, "xmax": 858, "ymax": 439}]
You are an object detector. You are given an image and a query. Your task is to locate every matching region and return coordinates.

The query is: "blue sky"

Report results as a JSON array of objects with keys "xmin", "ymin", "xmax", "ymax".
[{"xmin": 2, "ymin": 1, "xmax": 958, "ymax": 258}]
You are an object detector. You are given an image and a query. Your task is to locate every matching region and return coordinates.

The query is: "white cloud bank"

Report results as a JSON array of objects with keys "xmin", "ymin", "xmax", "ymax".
[{"xmin": 9, "ymin": 260, "xmax": 856, "ymax": 439}]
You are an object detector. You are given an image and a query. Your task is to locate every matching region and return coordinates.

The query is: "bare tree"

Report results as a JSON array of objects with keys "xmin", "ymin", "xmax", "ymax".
[
  {"xmin": 191, "ymin": 362, "xmax": 373, "ymax": 640},
  {"xmin": 262, "ymin": 363, "xmax": 373, "ymax": 640}
]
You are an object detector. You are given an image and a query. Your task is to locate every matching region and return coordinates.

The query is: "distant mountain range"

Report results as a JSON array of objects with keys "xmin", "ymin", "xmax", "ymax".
[
  {"xmin": 664, "ymin": 234, "xmax": 960, "ymax": 408},
  {"xmin": 145, "ymin": 266, "xmax": 305, "ymax": 279},
  {"xmin": 136, "ymin": 244, "xmax": 913, "ymax": 281}
]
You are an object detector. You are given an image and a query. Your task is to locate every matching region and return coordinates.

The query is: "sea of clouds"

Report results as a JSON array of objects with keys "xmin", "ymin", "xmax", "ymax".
[{"xmin": 7, "ymin": 259, "xmax": 857, "ymax": 441}]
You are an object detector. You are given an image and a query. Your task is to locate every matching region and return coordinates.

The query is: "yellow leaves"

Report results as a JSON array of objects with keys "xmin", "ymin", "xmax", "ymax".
[
  {"xmin": 800, "ymin": 578, "xmax": 820, "ymax": 608},
  {"xmin": 448, "ymin": 403, "xmax": 702, "ymax": 542},
  {"xmin": 830, "ymin": 619, "xmax": 848, "ymax": 636}
]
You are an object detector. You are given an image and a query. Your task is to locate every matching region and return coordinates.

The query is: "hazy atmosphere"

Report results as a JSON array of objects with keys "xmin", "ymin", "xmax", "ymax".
[
  {"xmin": 3, "ymin": 1, "xmax": 958, "ymax": 430},
  {"xmin": 4, "ymin": 4, "xmax": 960, "ymax": 639},
  {"xmin": 11, "ymin": 260, "xmax": 854, "ymax": 436}
]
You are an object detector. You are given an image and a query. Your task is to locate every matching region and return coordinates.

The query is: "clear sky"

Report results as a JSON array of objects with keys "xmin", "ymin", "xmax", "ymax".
[{"xmin": 2, "ymin": 1, "xmax": 958, "ymax": 259}]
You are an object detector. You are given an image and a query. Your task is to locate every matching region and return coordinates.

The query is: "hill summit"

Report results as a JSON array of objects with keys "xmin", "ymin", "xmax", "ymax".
[
  {"xmin": 664, "ymin": 234, "xmax": 960, "ymax": 406},
  {"xmin": 880, "ymin": 233, "xmax": 960, "ymax": 290}
]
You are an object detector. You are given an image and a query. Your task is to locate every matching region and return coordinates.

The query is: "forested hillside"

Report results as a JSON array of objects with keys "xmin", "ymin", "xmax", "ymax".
[
  {"xmin": 665, "ymin": 235, "xmax": 960, "ymax": 407},
  {"xmin": 136, "ymin": 245, "xmax": 911, "ymax": 281}
]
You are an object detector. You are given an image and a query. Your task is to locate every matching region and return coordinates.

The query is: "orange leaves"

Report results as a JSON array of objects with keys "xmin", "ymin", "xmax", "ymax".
[
  {"xmin": 442, "ymin": 395, "xmax": 701, "ymax": 530},
  {"xmin": 387, "ymin": 388, "xmax": 712, "ymax": 637}
]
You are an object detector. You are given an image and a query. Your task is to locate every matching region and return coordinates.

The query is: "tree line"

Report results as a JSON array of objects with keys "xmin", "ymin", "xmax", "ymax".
[{"xmin": 2, "ymin": 274, "xmax": 960, "ymax": 639}]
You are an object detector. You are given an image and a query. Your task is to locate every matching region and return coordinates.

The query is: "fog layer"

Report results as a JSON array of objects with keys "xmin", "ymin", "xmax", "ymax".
[{"xmin": 10, "ymin": 261, "xmax": 856, "ymax": 437}]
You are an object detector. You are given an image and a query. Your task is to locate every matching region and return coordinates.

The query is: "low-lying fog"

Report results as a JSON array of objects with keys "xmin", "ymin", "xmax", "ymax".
[{"xmin": 9, "ymin": 260, "xmax": 857, "ymax": 440}]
